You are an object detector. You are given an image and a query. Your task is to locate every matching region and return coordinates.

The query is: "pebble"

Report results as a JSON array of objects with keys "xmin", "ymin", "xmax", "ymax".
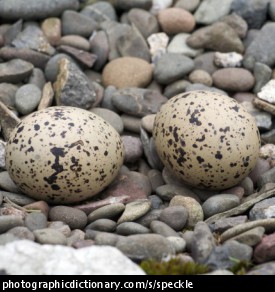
[
  {"xmin": 249, "ymin": 198, "xmax": 275, "ymax": 220},
  {"xmin": 0, "ymin": 83, "xmax": 18, "ymax": 108},
  {"xmin": 141, "ymin": 114, "xmax": 155, "ymax": 133},
  {"xmin": 167, "ymin": 236, "xmax": 186, "ymax": 253},
  {"xmin": 229, "ymin": 226, "xmax": 265, "ymax": 247},
  {"xmin": 15, "ymin": 84, "xmax": 41, "ymax": 115},
  {"xmin": 214, "ymin": 52, "xmax": 243, "ymax": 68},
  {"xmin": 93, "ymin": 232, "xmax": 120, "ymax": 247},
  {"xmin": 121, "ymin": 114, "xmax": 141, "ymax": 133},
  {"xmin": 254, "ymin": 233, "xmax": 275, "ymax": 263},
  {"xmin": 49, "ymin": 206, "xmax": 87, "ymax": 230},
  {"xmin": 48, "ymin": 221, "xmax": 71, "ymax": 237},
  {"xmin": 87, "ymin": 203, "xmax": 125, "ymax": 223},
  {"xmin": 0, "ymin": 234, "xmax": 19, "ymax": 245},
  {"xmin": 122, "ymin": 136, "xmax": 143, "ymax": 163},
  {"xmin": 157, "ymin": 8, "xmax": 195, "ymax": 35},
  {"xmin": 194, "ymin": 52, "xmax": 218, "ymax": 74},
  {"xmin": 150, "ymin": 220, "xmax": 180, "ymax": 238},
  {"xmin": 116, "ymin": 222, "xmax": 150, "ymax": 235},
  {"xmin": 136, "ymin": 209, "xmax": 161, "ymax": 228},
  {"xmin": 220, "ymin": 13, "xmax": 248, "ymax": 39},
  {"xmin": 249, "ymin": 158, "xmax": 271, "ymax": 185},
  {"xmin": 147, "ymin": 32, "xmax": 169, "ymax": 63},
  {"xmin": 117, "ymin": 199, "xmax": 151, "ymax": 224},
  {"xmin": 41, "ymin": 18, "xmax": 61, "ymax": 47},
  {"xmin": 67, "ymin": 229, "xmax": 85, "ymax": 246},
  {"xmin": 116, "ymin": 234, "xmax": 175, "ymax": 261},
  {"xmin": 202, "ymin": 194, "xmax": 240, "ymax": 219},
  {"xmin": 0, "ymin": 191, "xmax": 35, "ymax": 206},
  {"xmin": 33, "ymin": 228, "xmax": 67, "ymax": 245},
  {"xmin": 85, "ymin": 219, "xmax": 116, "ymax": 233},
  {"xmin": 153, "ymin": 53, "xmax": 194, "ymax": 85},
  {"xmin": 0, "ymin": 215, "xmax": 24, "ymax": 233},
  {"xmin": 253, "ymin": 62, "xmax": 272, "ymax": 94},
  {"xmin": 81, "ymin": 2, "xmax": 117, "ymax": 23},
  {"xmin": 0, "ymin": 171, "xmax": 20, "ymax": 193},
  {"xmin": 24, "ymin": 201, "xmax": 49, "ymax": 217},
  {"xmin": 175, "ymin": 0, "xmax": 200, "ymax": 12},
  {"xmin": 102, "ymin": 57, "xmax": 152, "ymax": 89},
  {"xmin": 170, "ymin": 195, "xmax": 204, "ymax": 228},
  {"xmin": 24, "ymin": 212, "xmax": 47, "ymax": 231},
  {"xmin": 150, "ymin": 0, "xmax": 172, "ymax": 14},
  {"xmin": 29, "ymin": 68, "xmax": 46, "ymax": 90},
  {"xmin": 191, "ymin": 222, "xmax": 215, "ymax": 264},
  {"xmin": 7, "ymin": 226, "xmax": 35, "ymax": 241},
  {"xmin": 159, "ymin": 206, "xmax": 188, "ymax": 231},
  {"xmin": 209, "ymin": 215, "xmax": 248, "ymax": 233},
  {"xmin": 247, "ymin": 261, "xmax": 275, "ymax": 275},
  {"xmin": 181, "ymin": 230, "xmax": 193, "ymax": 252},
  {"xmin": 163, "ymin": 80, "xmax": 191, "ymax": 98},
  {"xmin": 194, "ymin": 0, "xmax": 233, "ymax": 25},
  {"xmin": 148, "ymin": 194, "xmax": 163, "ymax": 209},
  {"xmin": 270, "ymin": 0, "xmax": 275, "ymax": 21},
  {"xmin": 189, "ymin": 69, "xmax": 213, "ymax": 86}
]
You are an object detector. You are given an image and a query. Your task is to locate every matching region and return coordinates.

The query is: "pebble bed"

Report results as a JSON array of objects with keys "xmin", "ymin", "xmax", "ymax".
[{"xmin": 0, "ymin": 0, "xmax": 275, "ymax": 275}]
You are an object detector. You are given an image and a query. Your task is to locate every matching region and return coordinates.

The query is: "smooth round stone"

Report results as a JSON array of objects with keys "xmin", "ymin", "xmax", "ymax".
[
  {"xmin": 41, "ymin": 18, "xmax": 61, "ymax": 46},
  {"xmin": 159, "ymin": 206, "xmax": 188, "ymax": 231},
  {"xmin": 148, "ymin": 194, "xmax": 163, "ymax": 209},
  {"xmin": 249, "ymin": 198, "xmax": 275, "ymax": 220},
  {"xmin": 59, "ymin": 35, "xmax": 90, "ymax": 51},
  {"xmin": 102, "ymin": 57, "xmax": 153, "ymax": 89},
  {"xmin": 170, "ymin": 195, "xmax": 204, "ymax": 228},
  {"xmin": 156, "ymin": 184, "xmax": 199, "ymax": 202},
  {"xmin": 181, "ymin": 230, "xmax": 193, "ymax": 252},
  {"xmin": 221, "ymin": 186, "xmax": 245, "ymax": 200},
  {"xmin": 158, "ymin": 8, "xmax": 195, "ymax": 34},
  {"xmin": 212, "ymin": 68, "xmax": 255, "ymax": 91},
  {"xmin": 150, "ymin": 0, "xmax": 172, "ymax": 14},
  {"xmin": 15, "ymin": 84, "xmax": 41, "ymax": 115},
  {"xmin": 87, "ymin": 203, "xmax": 125, "ymax": 223},
  {"xmin": 116, "ymin": 222, "xmax": 150, "ymax": 235},
  {"xmin": 90, "ymin": 107, "xmax": 123, "ymax": 134},
  {"xmin": 0, "ymin": 171, "xmax": 20, "ymax": 193},
  {"xmin": 33, "ymin": 228, "xmax": 67, "ymax": 245},
  {"xmin": 154, "ymin": 53, "xmax": 194, "ymax": 85},
  {"xmin": 136, "ymin": 209, "xmax": 162, "ymax": 228},
  {"xmin": 121, "ymin": 135, "xmax": 143, "ymax": 163},
  {"xmin": 48, "ymin": 221, "xmax": 71, "ymax": 237},
  {"xmin": 25, "ymin": 212, "xmax": 47, "ymax": 231},
  {"xmin": 86, "ymin": 219, "xmax": 116, "ymax": 232},
  {"xmin": 189, "ymin": 69, "xmax": 213, "ymax": 87},
  {"xmin": 175, "ymin": 0, "xmax": 200, "ymax": 12},
  {"xmin": 239, "ymin": 177, "xmax": 254, "ymax": 196},
  {"xmin": 116, "ymin": 234, "xmax": 175, "ymax": 261},
  {"xmin": 28, "ymin": 68, "xmax": 46, "ymax": 90},
  {"xmin": 120, "ymin": 114, "xmax": 141, "ymax": 133},
  {"xmin": 49, "ymin": 206, "xmax": 87, "ymax": 230},
  {"xmin": 202, "ymin": 194, "xmax": 240, "ymax": 219},
  {"xmin": 141, "ymin": 114, "xmax": 155, "ymax": 133},
  {"xmin": 7, "ymin": 226, "xmax": 35, "ymax": 241},
  {"xmin": 94, "ymin": 232, "xmax": 121, "ymax": 246},
  {"xmin": 167, "ymin": 236, "xmax": 186, "ymax": 253},
  {"xmin": 163, "ymin": 80, "xmax": 191, "ymax": 99},
  {"xmin": 67, "ymin": 229, "xmax": 85, "ymax": 246},
  {"xmin": 150, "ymin": 220, "xmax": 180, "ymax": 237}
]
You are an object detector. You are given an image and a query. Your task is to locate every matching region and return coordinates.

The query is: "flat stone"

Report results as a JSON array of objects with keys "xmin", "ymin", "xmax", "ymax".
[
  {"xmin": 191, "ymin": 222, "xmax": 215, "ymax": 264},
  {"xmin": 102, "ymin": 57, "xmax": 153, "ymax": 89},
  {"xmin": 157, "ymin": 7, "xmax": 195, "ymax": 34},
  {"xmin": 148, "ymin": 194, "xmax": 163, "ymax": 210},
  {"xmin": 81, "ymin": 2, "xmax": 117, "ymax": 23},
  {"xmin": 249, "ymin": 198, "xmax": 275, "ymax": 220},
  {"xmin": 209, "ymin": 215, "xmax": 248, "ymax": 233},
  {"xmin": 12, "ymin": 25, "xmax": 55, "ymax": 56},
  {"xmin": 202, "ymin": 194, "xmax": 240, "ymax": 219},
  {"xmin": 0, "ymin": 240, "xmax": 144, "ymax": 275},
  {"xmin": 194, "ymin": 0, "xmax": 233, "ymax": 25},
  {"xmin": 116, "ymin": 222, "xmax": 150, "ymax": 235},
  {"xmin": 116, "ymin": 234, "xmax": 175, "ymax": 261},
  {"xmin": 150, "ymin": 220, "xmax": 180, "ymax": 237},
  {"xmin": 118, "ymin": 199, "xmax": 151, "ymax": 224},
  {"xmin": 0, "ymin": 171, "xmax": 20, "ymax": 193},
  {"xmin": 156, "ymin": 184, "xmax": 199, "ymax": 202},
  {"xmin": 15, "ymin": 84, "xmax": 41, "ymax": 115},
  {"xmin": 7, "ymin": 226, "xmax": 35, "ymax": 241},
  {"xmin": 229, "ymin": 226, "xmax": 265, "ymax": 246},
  {"xmin": 33, "ymin": 228, "xmax": 67, "ymax": 245},
  {"xmin": 189, "ymin": 69, "xmax": 213, "ymax": 87},
  {"xmin": 253, "ymin": 98, "xmax": 275, "ymax": 117},
  {"xmin": 150, "ymin": 0, "xmax": 172, "ymax": 14},
  {"xmin": 154, "ymin": 53, "xmax": 194, "ymax": 85},
  {"xmin": 49, "ymin": 206, "xmax": 87, "ymax": 230},
  {"xmin": 54, "ymin": 58, "xmax": 96, "ymax": 109},
  {"xmin": 187, "ymin": 22, "xmax": 244, "ymax": 54},
  {"xmin": 170, "ymin": 195, "xmax": 204, "ymax": 228},
  {"xmin": 0, "ymin": 0, "xmax": 79, "ymax": 20},
  {"xmin": 48, "ymin": 221, "xmax": 71, "ymax": 237},
  {"xmin": 87, "ymin": 203, "xmax": 125, "ymax": 223},
  {"xmin": 257, "ymin": 168, "xmax": 275, "ymax": 189},
  {"xmin": 220, "ymin": 12, "xmax": 248, "ymax": 39},
  {"xmin": 0, "ymin": 59, "xmax": 33, "ymax": 83},
  {"xmin": 62, "ymin": 10, "xmax": 96, "ymax": 37},
  {"xmin": 206, "ymin": 240, "xmax": 253, "ymax": 270},
  {"xmin": 220, "ymin": 218, "xmax": 275, "ymax": 243},
  {"xmin": 163, "ymin": 80, "xmax": 191, "ymax": 99},
  {"xmin": 0, "ymin": 190, "xmax": 35, "ymax": 206},
  {"xmin": 247, "ymin": 261, "xmax": 275, "ymax": 275},
  {"xmin": 85, "ymin": 219, "xmax": 116, "ymax": 233},
  {"xmin": 0, "ymin": 215, "xmax": 24, "ymax": 233},
  {"xmin": 41, "ymin": 18, "xmax": 61, "ymax": 46},
  {"xmin": 122, "ymin": 136, "xmax": 143, "ymax": 163},
  {"xmin": 249, "ymin": 158, "xmax": 271, "ymax": 184},
  {"xmin": 93, "ymin": 232, "xmax": 121, "ymax": 246}
]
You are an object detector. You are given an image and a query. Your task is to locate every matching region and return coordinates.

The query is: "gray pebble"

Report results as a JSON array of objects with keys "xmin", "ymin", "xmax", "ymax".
[
  {"xmin": 156, "ymin": 184, "xmax": 199, "ymax": 202},
  {"xmin": 28, "ymin": 68, "xmax": 46, "ymax": 90},
  {"xmin": 0, "ymin": 83, "xmax": 18, "ymax": 108},
  {"xmin": 162, "ymin": 167, "xmax": 188, "ymax": 187},
  {"xmin": 204, "ymin": 270, "xmax": 234, "ymax": 275},
  {"xmin": 121, "ymin": 135, "xmax": 143, "ymax": 163},
  {"xmin": 147, "ymin": 169, "xmax": 164, "ymax": 192},
  {"xmin": 116, "ymin": 234, "xmax": 175, "ymax": 261},
  {"xmin": 0, "ymin": 171, "xmax": 20, "ymax": 193},
  {"xmin": 163, "ymin": 80, "xmax": 191, "ymax": 99},
  {"xmin": 84, "ymin": 229, "xmax": 100, "ymax": 240},
  {"xmin": 206, "ymin": 240, "xmax": 253, "ymax": 270},
  {"xmin": 239, "ymin": 177, "xmax": 254, "ymax": 196},
  {"xmin": 67, "ymin": 229, "xmax": 85, "ymax": 247},
  {"xmin": 48, "ymin": 221, "xmax": 71, "ymax": 237},
  {"xmin": 0, "ymin": 233, "xmax": 19, "ymax": 245},
  {"xmin": 0, "ymin": 191, "xmax": 35, "ymax": 206},
  {"xmin": 253, "ymin": 62, "xmax": 272, "ymax": 94},
  {"xmin": 209, "ymin": 215, "xmax": 248, "ymax": 233},
  {"xmin": 33, "ymin": 228, "xmax": 67, "ymax": 245},
  {"xmin": 167, "ymin": 236, "xmax": 186, "ymax": 253},
  {"xmin": 90, "ymin": 30, "xmax": 109, "ymax": 71},
  {"xmin": 81, "ymin": 2, "xmax": 117, "ymax": 23},
  {"xmin": 229, "ymin": 226, "xmax": 265, "ymax": 246},
  {"xmin": 25, "ymin": 212, "xmax": 47, "ymax": 231},
  {"xmin": 7, "ymin": 226, "xmax": 35, "ymax": 241},
  {"xmin": 86, "ymin": 219, "xmax": 116, "ymax": 232},
  {"xmin": 150, "ymin": 220, "xmax": 180, "ymax": 238},
  {"xmin": 249, "ymin": 158, "xmax": 271, "ymax": 185},
  {"xmin": 191, "ymin": 222, "xmax": 215, "ymax": 264},
  {"xmin": 181, "ymin": 230, "xmax": 194, "ymax": 253},
  {"xmin": 249, "ymin": 198, "xmax": 275, "ymax": 220},
  {"xmin": 136, "ymin": 209, "xmax": 162, "ymax": 228},
  {"xmin": 194, "ymin": 52, "xmax": 218, "ymax": 75},
  {"xmin": 121, "ymin": 114, "xmax": 141, "ymax": 133},
  {"xmin": 175, "ymin": 0, "xmax": 200, "ymax": 12},
  {"xmin": 62, "ymin": 10, "xmax": 97, "ymax": 37},
  {"xmin": 257, "ymin": 167, "xmax": 275, "ymax": 189},
  {"xmin": 0, "ymin": 215, "xmax": 24, "ymax": 233},
  {"xmin": 116, "ymin": 222, "xmax": 150, "ymax": 235},
  {"xmin": 49, "ymin": 206, "xmax": 87, "ymax": 230},
  {"xmin": 90, "ymin": 107, "xmax": 124, "ymax": 134},
  {"xmin": 94, "ymin": 232, "xmax": 121, "ymax": 246},
  {"xmin": 202, "ymin": 194, "xmax": 240, "ymax": 219},
  {"xmin": 159, "ymin": 206, "xmax": 188, "ymax": 231},
  {"xmin": 87, "ymin": 203, "xmax": 125, "ymax": 223},
  {"xmin": 15, "ymin": 84, "xmax": 41, "ymax": 115},
  {"xmin": 148, "ymin": 195, "xmax": 163, "ymax": 209},
  {"xmin": 247, "ymin": 261, "xmax": 275, "ymax": 275},
  {"xmin": 141, "ymin": 114, "xmax": 155, "ymax": 134}
]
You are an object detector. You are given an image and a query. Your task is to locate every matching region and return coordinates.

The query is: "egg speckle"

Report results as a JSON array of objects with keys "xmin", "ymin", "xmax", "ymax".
[
  {"xmin": 5, "ymin": 106, "xmax": 124, "ymax": 204},
  {"xmin": 153, "ymin": 91, "xmax": 260, "ymax": 190}
]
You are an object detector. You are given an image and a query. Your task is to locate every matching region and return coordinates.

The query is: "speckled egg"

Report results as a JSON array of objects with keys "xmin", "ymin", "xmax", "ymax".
[
  {"xmin": 153, "ymin": 91, "xmax": 260, "ymax": 190},
  {"xmin": 5, "ymin": 106, "xmax": 124, "ymax": 204}
]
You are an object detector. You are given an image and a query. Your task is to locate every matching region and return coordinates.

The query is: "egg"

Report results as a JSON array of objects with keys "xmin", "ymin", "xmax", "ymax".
[
  {"xmin": 153, "ymin": 91, "xmax": 260, "ymax": 190},
  {"xmin": 5, "ymin": 106, "xmax": 124, "ymax": 204}
]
